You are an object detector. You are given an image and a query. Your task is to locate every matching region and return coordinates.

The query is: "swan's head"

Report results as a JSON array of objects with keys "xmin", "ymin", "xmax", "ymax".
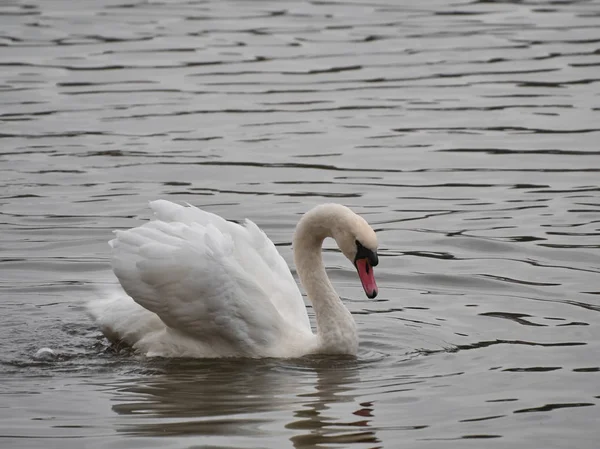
[
  {"xmin": 332, "ymin": 208, "xmax": 379, "ymax": 299},
  {"xmin": 295, "ymin": 203, "xmax": 380, "ymax": 299}
]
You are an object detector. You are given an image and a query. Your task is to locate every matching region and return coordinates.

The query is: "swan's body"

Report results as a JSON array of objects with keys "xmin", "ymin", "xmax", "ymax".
[{"xmin": 88, "ymin": 201, "xmax": 379, "ymax": 358}]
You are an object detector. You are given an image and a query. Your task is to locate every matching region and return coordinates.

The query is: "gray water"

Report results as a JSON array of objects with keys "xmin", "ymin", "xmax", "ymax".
[{"xmin": 1, "ymin": 0, "xmax": 600, "ymax": 447}]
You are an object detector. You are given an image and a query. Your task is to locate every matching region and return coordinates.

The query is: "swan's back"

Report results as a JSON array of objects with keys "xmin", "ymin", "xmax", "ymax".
[{"xmin": 103, "ymin": 200, "xmax": 312, "ymax": 357}]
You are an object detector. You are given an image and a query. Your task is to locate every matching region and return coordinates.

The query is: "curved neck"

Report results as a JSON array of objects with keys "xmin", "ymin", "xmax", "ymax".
[{"xmin": 293, "ymin": 206, "xmax": 358, "ymax": 355}]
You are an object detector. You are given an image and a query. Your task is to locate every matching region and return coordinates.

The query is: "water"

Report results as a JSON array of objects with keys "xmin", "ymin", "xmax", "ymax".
[{"xmin": 1, "ymin": 0, "xmax": 599, "ymax": 447}]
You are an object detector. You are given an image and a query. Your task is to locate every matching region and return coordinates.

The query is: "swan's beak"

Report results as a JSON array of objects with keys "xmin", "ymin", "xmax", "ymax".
[{"xmin": 355, "ymin": 258, "xmax": 378, "ymax": 299}]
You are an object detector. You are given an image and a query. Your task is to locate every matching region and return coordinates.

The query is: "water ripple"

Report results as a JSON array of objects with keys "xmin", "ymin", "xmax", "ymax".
[{"xmin": 1, "ymin": 0, "xmax": 599, "ymax": 447}]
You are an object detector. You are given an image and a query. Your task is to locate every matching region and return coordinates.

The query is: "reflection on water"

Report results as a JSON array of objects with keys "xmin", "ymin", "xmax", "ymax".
[
  {"xmin": 1, "ymin": 0, "xmax": 599, "ymax": 447},
  {"xmin": 111, "ymin": 357, "xmax": 379, "ymax": 447}
]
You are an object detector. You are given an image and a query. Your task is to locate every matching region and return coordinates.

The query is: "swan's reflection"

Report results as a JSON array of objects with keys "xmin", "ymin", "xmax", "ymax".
[
  {"xmin": 110, "ymin": 356, "xmax": 378, "ymax": 446},
  {"xmin": 285, "ymin": 356, "xmax": 379, "ymax": 448}
]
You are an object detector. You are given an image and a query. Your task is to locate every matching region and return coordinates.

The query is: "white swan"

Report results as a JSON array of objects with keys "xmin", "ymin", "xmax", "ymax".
[{"xmin": 88, "ymin": 200, "xmax": 379, "ymax": 358}]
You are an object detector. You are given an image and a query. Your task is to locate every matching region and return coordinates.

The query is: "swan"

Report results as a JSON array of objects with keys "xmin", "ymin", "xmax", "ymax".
[{"xmin": 88, "ymin": 200, "xmax": 379, "ymax": 358}]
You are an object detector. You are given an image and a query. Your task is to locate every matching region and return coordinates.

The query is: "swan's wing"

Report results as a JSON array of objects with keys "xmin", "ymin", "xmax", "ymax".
[
  {"xmin": 111, "ymin": 220, "xmax": 288, "ymax": 352},
  {"xmin": 148, "ymin": 200, "xmax": 310, "ymax": 330},
  {"xmin": 110, "ymin": 201, "xmax": 311, "ymax": 353}
]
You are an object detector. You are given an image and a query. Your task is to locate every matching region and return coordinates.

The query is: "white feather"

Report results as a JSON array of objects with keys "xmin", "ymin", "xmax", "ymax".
[{"xmin": 91, "ymin": 201, "xmax": 313, "ymax": 357}]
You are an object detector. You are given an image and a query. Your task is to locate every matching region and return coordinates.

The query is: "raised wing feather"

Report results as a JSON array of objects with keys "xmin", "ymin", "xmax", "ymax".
[
  {"xmin": 149, "ymin": 200, "xmax": 310, "ymax": 329},
  {"xmin": 110, "ymin": 201, "xmax": 310, "ymax": 354}
]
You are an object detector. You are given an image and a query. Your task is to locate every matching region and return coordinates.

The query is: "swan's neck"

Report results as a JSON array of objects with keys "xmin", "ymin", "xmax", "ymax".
[{"xmin": 293, "ymin": 206, "xmax": 358, "ymax": 355}]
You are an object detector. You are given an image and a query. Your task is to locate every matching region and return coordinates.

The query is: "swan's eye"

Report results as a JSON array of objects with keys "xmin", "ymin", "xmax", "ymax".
[{"xmin": 355, "ymin": 240, "xmax": 379, "ymax": 266}]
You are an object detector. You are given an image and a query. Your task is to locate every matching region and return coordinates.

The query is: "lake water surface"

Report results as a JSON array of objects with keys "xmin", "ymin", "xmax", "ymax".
[{"xmin": 1, "ymin": 0, "xmax": 599, "ymax": 448}]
